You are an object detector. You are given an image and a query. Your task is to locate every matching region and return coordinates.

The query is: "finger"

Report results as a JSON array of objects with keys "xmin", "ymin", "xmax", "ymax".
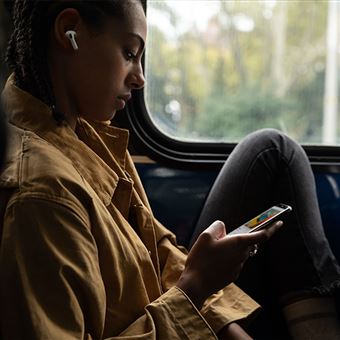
[
  {"xmin": 202, "ymin": 220, "xmax": 226, "ymax": 240},
  {"xmin": 262, "ymin": 220, "xmax": 283, "ymax": 238},
  {"xmin": 238, "ymin": 221, "xmax": 283, "ymax": 245},
  {"xmin": 248, "ymin": 220, "xmax": 283, "ymax": 244}
]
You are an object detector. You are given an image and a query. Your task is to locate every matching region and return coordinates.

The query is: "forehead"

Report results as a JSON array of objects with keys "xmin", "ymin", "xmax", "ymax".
[{"xmin": 119, "ymin": 3, "xmax": 147, "ymax": 42}]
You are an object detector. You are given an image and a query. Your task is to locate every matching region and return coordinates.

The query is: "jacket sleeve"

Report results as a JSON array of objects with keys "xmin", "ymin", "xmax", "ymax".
[
  {"xmin": 154, "ymin": 218, "xmax": 260, "ymax": 334},
  {"xmin": 0, "ymin": 196, "xmax": 218, "ymax": 340}
]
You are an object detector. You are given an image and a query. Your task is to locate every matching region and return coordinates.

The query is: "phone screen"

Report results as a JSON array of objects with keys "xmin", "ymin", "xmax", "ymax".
[
  {"xmin": 244, "ymin": 206, "xmax": 283, "ymax": 230},
  {"xmin": 228, "ymin": 204, "xmax": 292, "ymax": 235}
]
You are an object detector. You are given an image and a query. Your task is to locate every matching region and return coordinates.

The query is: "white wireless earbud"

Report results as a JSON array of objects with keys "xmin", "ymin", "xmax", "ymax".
[{"xmin": 65, "ymin": 30, "xmax": 78, "ymax": 50}]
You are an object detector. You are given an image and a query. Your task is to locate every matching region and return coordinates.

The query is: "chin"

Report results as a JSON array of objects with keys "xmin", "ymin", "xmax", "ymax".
[
  {"xmin": 97, "ymin": 108, "xmax": 116, "ymax": 121},
  {"xmin": 83, "ymin": 110, "xmax": 115, "ymax": 123},
  {"xmin": 106, "ymin": 110, "xmax": 116, "ymax": 121}
]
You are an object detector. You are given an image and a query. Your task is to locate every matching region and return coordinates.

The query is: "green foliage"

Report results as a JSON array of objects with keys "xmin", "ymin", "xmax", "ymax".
[
  {"xmin": 145, "ymin": 0, "xmax": 331, "ymax": 143},
  {"xmin": 194, "ymin": 87, "xmax": 296, "ymax": 141}
]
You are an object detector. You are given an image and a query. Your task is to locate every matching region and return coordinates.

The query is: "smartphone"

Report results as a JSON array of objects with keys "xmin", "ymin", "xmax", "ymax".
[{"xmin": 228, "ymin": 203, "xmax": 292, "ymax": 236}]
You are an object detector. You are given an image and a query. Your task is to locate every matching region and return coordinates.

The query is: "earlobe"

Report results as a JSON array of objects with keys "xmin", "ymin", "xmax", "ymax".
[{"xmin": 65, "ymin": 30, "xmax": 79, "ymax": 50}]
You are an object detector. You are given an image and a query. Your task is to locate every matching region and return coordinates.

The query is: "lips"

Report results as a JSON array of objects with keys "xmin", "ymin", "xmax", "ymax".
[
  {"xmin": 116, "ymin": 93, "xmax": 132, "ymax": 110},
  {"xmin": 118, "ymin": 94, "xmax": 132, "ymax": 103}
]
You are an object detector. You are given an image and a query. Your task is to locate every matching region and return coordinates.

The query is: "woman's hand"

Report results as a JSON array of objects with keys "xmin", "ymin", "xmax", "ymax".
[{"xmin": 177, "ymin": 220, "xmax": 282, "ymax": 309}]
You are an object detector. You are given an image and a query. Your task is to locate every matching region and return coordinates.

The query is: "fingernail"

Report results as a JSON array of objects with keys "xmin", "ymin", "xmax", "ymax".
[{"xmin": 276, "ymin": 220, "xmax": 283, "ymax": 227}]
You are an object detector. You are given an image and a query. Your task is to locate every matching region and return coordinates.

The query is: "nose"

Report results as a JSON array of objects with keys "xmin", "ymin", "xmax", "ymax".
[{"xmin": 129, "ymin": 62, "xmax": 145, "ymax": 90}]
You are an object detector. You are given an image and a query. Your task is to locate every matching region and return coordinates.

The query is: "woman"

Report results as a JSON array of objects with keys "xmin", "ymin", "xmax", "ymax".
[{"xmin": 0, "ymin": 1, "xmax": 339, "ymax": 339}]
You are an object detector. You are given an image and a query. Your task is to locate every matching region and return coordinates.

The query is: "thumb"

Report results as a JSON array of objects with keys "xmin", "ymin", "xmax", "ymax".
[{"xmin": 202, "ymin": 220, "xmax": 227, "ymax": 240}]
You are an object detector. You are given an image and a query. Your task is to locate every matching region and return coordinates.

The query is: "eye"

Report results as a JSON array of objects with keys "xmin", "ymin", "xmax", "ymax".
[{"xmin": 124, "ymin": 49, "xmax": 137, "ymax": 61}]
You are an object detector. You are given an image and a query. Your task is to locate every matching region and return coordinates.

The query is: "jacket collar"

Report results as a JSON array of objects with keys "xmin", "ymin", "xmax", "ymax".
[{"xmin": 1, "ymin": 75, "xmax": 130, "ymax": 206}]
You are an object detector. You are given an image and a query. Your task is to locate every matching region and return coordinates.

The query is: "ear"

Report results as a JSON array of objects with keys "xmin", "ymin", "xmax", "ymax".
[{"xmin": 53, "ymin": 8, "xmax": 83, "ymax": 51}]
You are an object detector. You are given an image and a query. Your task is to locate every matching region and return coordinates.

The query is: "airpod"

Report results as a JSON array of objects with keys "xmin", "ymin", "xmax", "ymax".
[{"xmin": 65, "ymin": 30, "xmax": 78, "ymax": 50}]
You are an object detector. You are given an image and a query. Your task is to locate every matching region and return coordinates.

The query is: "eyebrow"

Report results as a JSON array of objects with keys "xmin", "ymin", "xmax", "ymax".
[{"xmin": 127, "ymin": 32, "xmax": 145, "ymax": 52}]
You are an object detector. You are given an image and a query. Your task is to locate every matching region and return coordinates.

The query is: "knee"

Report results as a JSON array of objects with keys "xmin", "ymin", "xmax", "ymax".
[
  {"xmin": 239, "ymin": 128, "xmax": 306, "ymax": 161},
  {"xmin": 246, "ymin": 128, "xmax": 289, "ymax": 144},
  {"xmin": 248, "ymin": 128, "xmax": 302, "ymax": 150}
]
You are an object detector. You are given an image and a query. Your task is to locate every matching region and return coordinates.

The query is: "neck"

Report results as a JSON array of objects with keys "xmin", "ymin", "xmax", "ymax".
[
  {"xmin": 49, "ymin": 79, "xmax": 78, "ymax": 130},
  {"xmin": 48, "ymin": 54, "xmax": 78, "ymax": 130}
]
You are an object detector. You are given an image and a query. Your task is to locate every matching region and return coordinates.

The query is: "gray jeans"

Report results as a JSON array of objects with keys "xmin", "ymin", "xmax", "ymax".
[{"xmin": 189, "ymin": 129, "xmax": 340, "ymax": 338}]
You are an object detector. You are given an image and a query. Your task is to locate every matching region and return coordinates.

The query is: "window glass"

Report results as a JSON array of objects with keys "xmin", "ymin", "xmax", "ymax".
[{"xmin": 145, "ymin": 0, "xmax": 340, "ymax": 145}]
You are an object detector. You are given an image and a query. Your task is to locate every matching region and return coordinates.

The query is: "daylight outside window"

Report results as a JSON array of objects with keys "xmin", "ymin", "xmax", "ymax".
[{"xmin": 145, "ymin": 0, "xmax": 340, "ymax": 145}]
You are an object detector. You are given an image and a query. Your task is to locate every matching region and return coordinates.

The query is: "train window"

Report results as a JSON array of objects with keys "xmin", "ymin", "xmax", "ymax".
[{"xmin": 145, "ymin": 1, "xmax": 340, "ymax": 145}]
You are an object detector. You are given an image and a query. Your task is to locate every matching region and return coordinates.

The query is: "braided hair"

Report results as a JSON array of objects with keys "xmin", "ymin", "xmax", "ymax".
[{"xmin": 6, "ymin": 0, "xmax": 144, "ymax": 124}]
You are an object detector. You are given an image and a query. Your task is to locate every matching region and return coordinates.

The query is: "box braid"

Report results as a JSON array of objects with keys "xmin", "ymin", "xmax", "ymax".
[{"xmin": 5, "ymin": 0, "xmax": 144, "ymax": 125}]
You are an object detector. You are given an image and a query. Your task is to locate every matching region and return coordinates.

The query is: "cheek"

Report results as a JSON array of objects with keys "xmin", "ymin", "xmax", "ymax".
[
  {"xmin": 74, "ymin": 78, "xmax": 114, "ymax": 119},
  {"xmin": 72, "ymin": 50, "xmax": 127, "ymax": 118},
  {"xmin": 91, "ymin": 59, "xmax": 125, "ymax": 94},
  {"xmin": 88, "ymin": 86, "xmax": 115, "ymax": 113}
]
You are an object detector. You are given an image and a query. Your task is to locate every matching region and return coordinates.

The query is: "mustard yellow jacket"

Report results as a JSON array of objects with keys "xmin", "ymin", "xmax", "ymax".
[{"xmin": 0, "ymin": 77, "xmax": 259, "ymax": 339}]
